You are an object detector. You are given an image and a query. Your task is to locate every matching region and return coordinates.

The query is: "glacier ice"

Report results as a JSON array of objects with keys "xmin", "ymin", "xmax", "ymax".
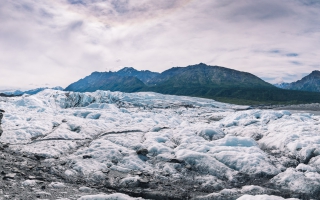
[{"xmin": 0, "ymin": 89, "xmax": 320, "ymax": 199}]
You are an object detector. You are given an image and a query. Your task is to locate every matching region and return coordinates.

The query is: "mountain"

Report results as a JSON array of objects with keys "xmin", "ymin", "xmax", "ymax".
[
  {"xmin": 65, "ymin": 72, "xmax": 145, "ymax": 92},
  {"xmin": 64, "ymin": 68, "xmax": 160, "ymax": 92},
  {"xmin": 148, "ymin": 63, "xmax": 273, "ymax": 88},
  {"xmin": 3, "ymin": 86, "xmax": 64, "ymax": 96},
  {"xmin": 274, "ymin": 82, "xmax": 291, "ymax": 89},
  {"xmin": 116, "ymin": 67, "xmax": 160, "ymax": 84},
  {"xmin": 276, "ymin": 71, "xmax": 320, "ymax": 92},
  {"xmin": 65, "ymin": 64, "xmax": 320, "ymax": 105}
]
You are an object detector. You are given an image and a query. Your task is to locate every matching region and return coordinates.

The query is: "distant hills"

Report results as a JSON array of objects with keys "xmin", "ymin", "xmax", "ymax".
[
  {"xmin": 65, "ymin": 63, "xmax": 274, "ymax": 91},
  {"xmin": 148, "ymin": 64, "xmax": 274, "ymax": 87},
  {"xmin": 64, "ymin": 71, "xmax": 145, "ymax": 93},
  {"xmin": 2, "ymin": 86, "xmax": 64, "ymax": 96},
  {"xmin": 273, "ymin": 82, "xmax": 291, "ymax": 89},
  {"xmin": 65, "ymin": 63, "xmax": 320, "ymax": 105},
  {"xmin": 274, "ymin": 70, "xmax": 320, "ymax": 92},
  {"xmin": 0, "ymin": 93, "xmax": 16, "ymax": 97},
  {"xmin": 64, "ymin": 67, "xmax": 160, "ymax": 93}
]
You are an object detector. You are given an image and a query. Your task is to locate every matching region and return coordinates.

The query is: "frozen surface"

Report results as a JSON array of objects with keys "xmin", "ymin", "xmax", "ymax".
[
  {"xmin": 78, "ymin": 193, "xmax": 144, "ymax": 200},
  {"xmin": 237, "ymin": 195, "xmax": 298, "ymax": 200},
  {"xmin": 1, "ymin": 89, "xmax": 320, "ymax": 199}
]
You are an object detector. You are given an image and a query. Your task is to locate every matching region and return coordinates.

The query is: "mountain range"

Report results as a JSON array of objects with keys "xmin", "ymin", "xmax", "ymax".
[
  {"xmin": 274, "ymin": 70, "xmax": 320, "ymax": 92},
  {"xmin": 65, "ymin": 63, "xmax": 320, "ymax": 105},
  {"xmin": 3, "ymin": 64, "xmax": 319, "ymax": 105},
  {"xmin": 2, "ymin": 86, "xmax": 64, "ymax": 96}
]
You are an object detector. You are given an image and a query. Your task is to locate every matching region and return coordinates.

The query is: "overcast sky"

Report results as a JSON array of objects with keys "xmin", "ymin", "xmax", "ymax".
[{"xmin": 1, "ymin": 0, "xmax": 320, "ymax": 90}]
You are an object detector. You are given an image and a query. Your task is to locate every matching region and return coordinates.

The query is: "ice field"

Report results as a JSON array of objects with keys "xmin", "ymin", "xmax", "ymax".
[{"xmin": 1, "ymin": 89, "xmax": 319, "ymax": 199}]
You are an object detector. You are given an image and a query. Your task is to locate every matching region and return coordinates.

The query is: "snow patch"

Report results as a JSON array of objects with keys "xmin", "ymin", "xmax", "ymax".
[{"xmin": 78, "ymin": 193, "xmax": 144, "ymax": 200}]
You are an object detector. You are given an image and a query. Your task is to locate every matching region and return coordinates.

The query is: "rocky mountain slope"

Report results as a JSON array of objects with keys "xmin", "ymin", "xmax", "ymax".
[
  {"xmin": 65, "ymin": 67, "xmax": 159, "ymax": 93},
  {"xmin": 147, "ymin": 63, "xmax": 273, "ymax": 88},
  {"xmin": 65, "ymin": 64, "xmax": 320, "ymax": 105},
  {"xmin": 65, "ymin": 72, "xmax": 145, "ymax": 93},
  {"xmin": 0, "ymin": 89, "xmax": 318, "ymax": 199},
  {"xmin": 274, "ymin": 70, "xmax": 320, "ymax": 92},
  {"xmin": 116, "ymin": 67, "xmax": 160, "ymax": 84}
]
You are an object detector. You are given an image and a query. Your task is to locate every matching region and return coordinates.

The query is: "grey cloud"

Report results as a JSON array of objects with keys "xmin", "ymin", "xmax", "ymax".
[
  {"xmin": 298, "ymin": 0, "xmax": 320, "ymax": 6},
  {"xmin": 267, "ymin": 49, "xmax": 282, "ymax": 54},
  {"xmin": 286, "ymin": 53, "xmax": 299, "ymax": 57},
  {"xmin": 290, "ymin": 61, "xmax": 303, "ymax": 65},
  {"xmin": 111, "ymin": 0, "xmax": 130, "ymax": 13},
  {"xmin": 1, "ymin": 0, "xmax": 320, "ymax": 89},
  {"xmin": 62, "ymin": 0, "xmax": 192, "ymax": 25},
  {"xmin": 67, "ymin": 0, "xmax": 87, "ymax": 5},
  {"xmin": 68, "ymin": 20, "xmax": 84, "ymax": 30},
  {"xmin": 226, "ymin": 1, "xmax": 292, "ymax": 21}
]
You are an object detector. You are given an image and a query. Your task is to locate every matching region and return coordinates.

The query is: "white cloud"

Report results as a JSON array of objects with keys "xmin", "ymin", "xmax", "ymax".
[{"xmin": 0, "ymin": 0, "xmax": 320, "ymax": 90}]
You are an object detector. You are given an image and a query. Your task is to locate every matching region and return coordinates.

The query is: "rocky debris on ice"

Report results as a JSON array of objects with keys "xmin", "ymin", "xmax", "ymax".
[
  {"xmin": 270, "ymin": 168, "xmax": 320, "ymax": 194},
  {"xmin": 0, "ymin": 109, "xmax": 4, "ymax": 137}
]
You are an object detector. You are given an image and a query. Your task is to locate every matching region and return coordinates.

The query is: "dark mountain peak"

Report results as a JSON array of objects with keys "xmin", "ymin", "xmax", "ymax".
[
  {"xmin": 117, "ymin": 67, "xmax": 156, "ymax": 74},
  {"xmin": 184, "ymin": 63, "xmax": 249, "ymax": 74},
  {"xmin": 299, "ymin": 70, "xmax": 320, "ymax": 81},
  {"xmin": 91, "ymin": 71, "xmax": 103, "ymax": 75},
  {"xmin": 278, "ymin": 70, "xmax": 320, "ymax": 92},
  {"xmin": 117, "ymin": 67, "xmax": 137, "ymax": 73},
  {"xmin": 88, "ymin": 71, "xmax": 113, "ymax": 78},
  {"xmin": 65, "ymin": 67, "xmax": 160, "ymax": 92},
  {"xmin": 149, "ymin": 63, "xmax": 273, "ymax": 88},
  {"xmin": 310, "ymin": 70, "xmax": 320, "ymax": 76},
  {"xmin": 161, "ymin": 63, "xmax": 209, "ymax": 72},
  {"xmin": 115, "ymin": 67, "xmax": 160, "ymax": 84},
  {"xmin": 191, "ymin": 62, "xmax": 208, "ymax": 67}
]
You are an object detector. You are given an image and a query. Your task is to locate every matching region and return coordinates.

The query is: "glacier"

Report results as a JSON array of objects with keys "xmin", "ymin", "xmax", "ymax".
[{"xmin": 0, "ymin": 89, "xmax": 319, "ymax": 199}]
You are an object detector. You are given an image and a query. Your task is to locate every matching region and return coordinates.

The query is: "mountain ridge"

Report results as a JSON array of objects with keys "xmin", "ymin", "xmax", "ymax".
[
  {"xmin": 64, "ymin": 64, "xmax": 320, "ymax": 105},
  {"xmin": 148, "ymin": 63, "xmax": 273, "ymax": 88},
  {"xmin": 274, "ymin": 70, "xmax": 320, "ymax": 92},
  {"xmin": 64, "ymin": 72, "xmax": 145, "ymax": 92},
  {"xmin": 116, "ymin": 67, "xmax": 160, "ymax": 84},
  {"xmin": 2, "ymin": 86, "xmax": 64, "ymax": 96}
]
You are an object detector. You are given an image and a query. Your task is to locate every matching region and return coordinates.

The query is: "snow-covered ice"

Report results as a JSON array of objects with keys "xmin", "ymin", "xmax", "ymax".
[
  {"xmin": 1, "ymin": 89, "xmax": 320, "ymax": 199},
  {"xmin": 237, "ymin": 195, "xmax": 298, "ymax": 200},
  {"xmin": 78, "ymin": 193, "xmax": 144, "ymax": 200}
]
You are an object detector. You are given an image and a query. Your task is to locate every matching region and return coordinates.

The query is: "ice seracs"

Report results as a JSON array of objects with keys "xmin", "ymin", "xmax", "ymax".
[
  {"xmin": 0, "ymin": 89, "xmax": 320, "ymax": 199},
  {"xmin": 78, "ymin": 193, "xmax": 145, "ymax": 200}
]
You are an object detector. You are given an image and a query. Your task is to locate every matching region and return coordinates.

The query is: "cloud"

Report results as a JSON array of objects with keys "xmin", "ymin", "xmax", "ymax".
[
  {"xmin": 62, "ymin": 0, "xmax": 192, "ymax": 25},
  {"xmin": 0, "ymin": 0, "xmax": 320, "ymax": 89},
  {"xmin": 269, "ymin": 50, "xmax": 281, "ymax": 54},
  {"xmin": 290, "ymin": 61, "xmax": 303, "ymax": 65},
  {"xmin": 286, "ymin": 53, "xmax": 299, "ymax": 57}
]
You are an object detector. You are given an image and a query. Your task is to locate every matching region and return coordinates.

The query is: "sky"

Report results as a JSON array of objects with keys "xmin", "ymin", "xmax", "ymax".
[{"xmin": 1, "ymin": 0, "xmax": 320, "ymax": 90}]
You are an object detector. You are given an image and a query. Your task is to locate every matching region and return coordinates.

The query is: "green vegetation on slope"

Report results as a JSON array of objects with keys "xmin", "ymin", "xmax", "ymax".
[{"xmin": 141, "ymin": 85, "xmax": 320, "ymax": 105}]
